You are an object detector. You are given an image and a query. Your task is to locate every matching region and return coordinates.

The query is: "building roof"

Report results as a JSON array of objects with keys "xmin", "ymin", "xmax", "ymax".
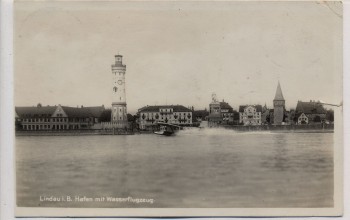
[
  {"xmin": 295, "ymin": 101, "xmax": 327, "ymax": 114},
  {"xmin": 274, "ymin": 81, "xmax": 285, "ymax": 101},
  {"xmin": 15, "ymin": 106, "xmax": 57, "ymax": 118},
  {"xmin": 15, "ymin": 105, "xmax": 105, "ymax": 118},
  {"xmin": 61, "ymin": 106, "xmax": 105, "ymax": 118},
  {"xmin": 138, "ymin": 105, "xmax": 192, "ymax": 112},
  {"xmin": 239, "ymin": 105, "xmax": 263, "ymax": 113},
  {"xmin": 295, "ymin": 112, "xmax": 307, "ymax": 118},
  {"xmin": 79, "ymin": 106, "xmax": 105, "ymax": 118},
  {"xmin": 220, "ymin": 101, "xmax": 234, "ymax": 112}
]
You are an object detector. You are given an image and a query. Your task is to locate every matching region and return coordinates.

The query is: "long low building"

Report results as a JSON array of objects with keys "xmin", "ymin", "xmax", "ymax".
[
  {"xmin": 15, "ymin": 104, "xmax": 107, "ymax": 130},
  {"xmin": 137, "ymin": 105, "xmax": 192, "ymax": 130}
]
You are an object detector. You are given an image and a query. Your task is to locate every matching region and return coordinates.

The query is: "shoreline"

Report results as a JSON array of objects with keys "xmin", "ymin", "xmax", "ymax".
[
  {"xmin": 15, "ymin": 124, "xmax": 334, "ymax": 136},
  {"xmin": 217, "ymin": 123, "xmax": 334, "ymax": 132}
]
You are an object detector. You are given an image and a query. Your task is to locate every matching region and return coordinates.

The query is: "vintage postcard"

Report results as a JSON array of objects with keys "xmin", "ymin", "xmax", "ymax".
[{"xmin": 14, "ymin": 0, "xmax": 343, "ymax": 217}]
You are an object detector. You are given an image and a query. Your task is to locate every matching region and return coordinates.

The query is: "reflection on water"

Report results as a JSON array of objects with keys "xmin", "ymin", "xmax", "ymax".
[{"xmin": 16, "ymin": 129, "xmax": 333, "ymax": 208}]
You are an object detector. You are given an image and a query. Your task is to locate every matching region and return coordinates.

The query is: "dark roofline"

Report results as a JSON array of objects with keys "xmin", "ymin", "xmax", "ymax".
[
  {"xmin": 238, "ymin": 105, "xmax": 263, "ymax": 112},
  {"xmin": 295, "ymin": 101, "xmax": 327, "ymax": 114},
  {"xmin": 138, "ymin": 105, "xmax": 192, "ymax": 112},
  {"xmin": 15, "ymin": 105, "xmax": 105, "ymax": 118}
]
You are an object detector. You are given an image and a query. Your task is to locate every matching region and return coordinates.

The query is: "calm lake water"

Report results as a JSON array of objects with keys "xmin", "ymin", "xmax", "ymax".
[{"xmin": 16, "ymin": 129, "xmax": 334, "ymax": 208}]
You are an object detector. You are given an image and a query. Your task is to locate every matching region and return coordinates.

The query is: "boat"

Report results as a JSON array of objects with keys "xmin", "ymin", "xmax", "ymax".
[{"xmin": 154, "ymin": 122, "xmax": 182, "ymax": 136}]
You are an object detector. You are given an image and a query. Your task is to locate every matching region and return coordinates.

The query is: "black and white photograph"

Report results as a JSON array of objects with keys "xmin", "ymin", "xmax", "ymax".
[{"xmin": 13, "ymin": 0, "xmax": 343, "ymax": 217}]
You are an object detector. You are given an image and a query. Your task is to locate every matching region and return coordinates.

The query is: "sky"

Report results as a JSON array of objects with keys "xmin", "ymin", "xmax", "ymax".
[{"xmin": 14, "ymin": 1, "xmax": 343, "ymax": 114}]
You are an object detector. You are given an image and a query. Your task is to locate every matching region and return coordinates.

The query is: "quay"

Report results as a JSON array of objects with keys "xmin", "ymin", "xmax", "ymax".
[
  {"xmin": 15, "ymin": 123, "xmax": 334, "ymax": 136},
  {"xmin": 15, "ymin": 129, "xmax": 135, "ymax": 136},
  {"xmin": 217, "ymin": 123, "xmax": 334, "ymax": 132}
]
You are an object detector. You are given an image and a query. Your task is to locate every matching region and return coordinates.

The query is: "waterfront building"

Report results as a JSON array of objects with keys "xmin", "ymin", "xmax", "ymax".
[
  {"xmin": 138, "ymin": 105, "xmax": 193, "ymax": 130},
  {"xmin": 295, "ymin": 100, "xmax": 327, "ymax": 124},
  {"xmin": 232, "ymin": 111, "xmax": 240, "ymax": 125},
  {"xmin": 208, "ymin": 93, "xmax": 221, "ymax": 127},
  {"xmin": 111, "ymin": 54, "xmax": 128, "ymax": 128},
  {"xmin": 15, "ymin": 104, "xmax": 105, "ymax": 130},
  {"xmin": 193, "ymin": 109, "xmax": 209, "ymax": 122},
  {"xmin": 239, "ymin": 105, "xmax": 263, "ymax": 126},
  {"xmin": 208, "ymin": 94, "xmax": 237, "ymax": 126},
  {"xmin": 273, "ymin": 81, "xmax": 285, "ymax": 125},
  {"xmin": 297, "ymin": 113, "xmax": 309, "ymax": 124},
  {"xmin": 220, "ymin": 101, "xmax": 235, "ymax": 124}
]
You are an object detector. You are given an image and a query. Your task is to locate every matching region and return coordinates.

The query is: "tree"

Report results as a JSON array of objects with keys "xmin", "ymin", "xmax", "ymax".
[
  {"xmin": 15, "ymin": 120, "xmax": 22, "ymax": 131},
  {"xmin": 99, "ymin": 109, "xmax": 111, "ymax": 122},
  {"xmin": 283, "ymin": 112, "xmax": 288, "ymax": 122},
  {"xmin": 265, "ymin": 114, "xmax": 270, "ymax": 124},
  {"xmin": 326, "ymin": 109, "xmax": 334, "ymax": 122},
  {"xmin": 127, "ymin": 113, "xmax": 134, "ymax": 122},
  {"xmin": 293, "ymin": 115, "xmax": 299, "ymax": 123},
  {"xmin": 314, "ymin": 115, "xmax": 321, "ymax": 123}
]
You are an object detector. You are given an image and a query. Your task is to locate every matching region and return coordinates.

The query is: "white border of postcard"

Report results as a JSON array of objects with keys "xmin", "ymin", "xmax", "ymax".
[{"xmin": 1, "ymin": 0, "xmax": 350, "ymax": 219}]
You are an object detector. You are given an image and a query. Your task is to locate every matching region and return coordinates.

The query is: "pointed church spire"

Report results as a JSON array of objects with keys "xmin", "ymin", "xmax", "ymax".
[{"xmin": 274, "ymin": 81, "xmax": 284, "ymax": 101}]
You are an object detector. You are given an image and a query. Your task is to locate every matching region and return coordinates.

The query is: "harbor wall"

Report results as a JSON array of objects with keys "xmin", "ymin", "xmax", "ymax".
[
  {"xmin": 218, "ymin": 123, "xmax": 334, "ymax": 131},
  {"xmin": 15, "ymin": 129, "xmax": 134, "ymax": 136},
  {"xmin": 15, "ymin": 123, "xmax": 334, "ymax": 136}
]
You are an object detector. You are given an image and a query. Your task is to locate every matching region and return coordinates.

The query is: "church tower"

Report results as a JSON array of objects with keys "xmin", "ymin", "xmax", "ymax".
[
  {"xmin": 111, "ymin": 54, "xmax": 128, "ymax": 126},
  {"xmin": 273, "ymin": 81, "xmax": 285, "ymax": 125}
]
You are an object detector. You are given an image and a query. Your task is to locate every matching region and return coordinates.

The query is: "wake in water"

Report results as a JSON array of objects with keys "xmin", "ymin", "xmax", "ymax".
[
  {"xmin": 178, "ymin": 126, "xmax": 274, "ymax": 136},
  {"xmin": 178, "ymin": 127, "xmax": 235, "ymax": 136}
]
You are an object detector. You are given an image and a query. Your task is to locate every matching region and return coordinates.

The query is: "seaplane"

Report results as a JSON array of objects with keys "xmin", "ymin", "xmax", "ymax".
[{"xmin": 154, "ymin": 122, "xmax": 182, "ymax": 136}]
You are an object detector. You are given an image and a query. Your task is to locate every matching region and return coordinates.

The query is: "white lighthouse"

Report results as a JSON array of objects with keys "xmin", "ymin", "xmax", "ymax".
[{"xmin": 111, "ymin": 54, "xmax": 128, "ymax": 127}]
